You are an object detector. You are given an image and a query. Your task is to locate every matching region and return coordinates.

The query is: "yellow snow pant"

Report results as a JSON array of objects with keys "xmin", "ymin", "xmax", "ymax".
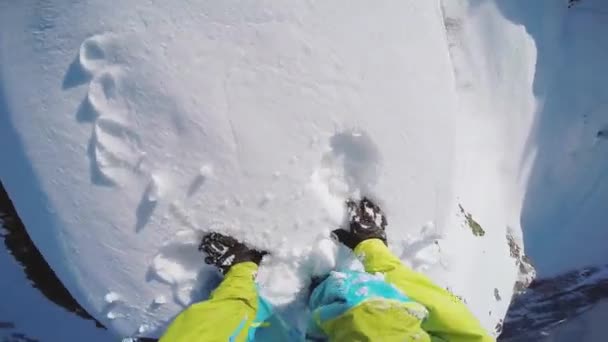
[
  {"xmin": 323, "ymin": 238, "xmax": 495, "ymax": 342},
  {"xmin": 160, "ymin": 239, "xmax": 495, "ymax": 341},
  {"xmin": 159, "ymin": 262, "xmax": 262, "ymax": 342}
]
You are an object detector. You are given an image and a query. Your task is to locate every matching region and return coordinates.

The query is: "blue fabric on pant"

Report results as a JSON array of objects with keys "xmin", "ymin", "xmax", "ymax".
[
  {"xmin": 251, "ymin": 294, "xmax": 304, "ymax": 341},
  {"xmin": 309, "ymin": 270, "xmax": 412, "ymax": 323}
]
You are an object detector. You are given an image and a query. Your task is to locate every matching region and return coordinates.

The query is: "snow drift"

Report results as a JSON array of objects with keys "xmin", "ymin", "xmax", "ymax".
[{"xmin": 0, "ymin": 0, "xmax": 540, "ymax": 338}]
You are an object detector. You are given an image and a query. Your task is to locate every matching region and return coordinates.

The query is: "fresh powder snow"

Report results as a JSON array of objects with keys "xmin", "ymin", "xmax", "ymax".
[{"xmin": 0, "ymin": 0, "xmax": 551, "ymax": 339}]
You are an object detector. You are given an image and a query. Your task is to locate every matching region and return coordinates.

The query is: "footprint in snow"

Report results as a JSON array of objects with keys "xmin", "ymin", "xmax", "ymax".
[
  {"xmin": 135, "ymin": 175, "xmax": 163, "ymax": 232},
  {"xmin": 148, "ymin": 230, "xmax": 220, "ymax": 307},
  {"xmin": 79, "ymin": 33, "xmax": 119, "ymax": 75},
  {"xmin": 397, "ymin": 223, "xmax": 444, "ymax": 272},
  {"xmin": 71, "ymin": 33, "xmax": 145, "ymax": 187},
  {"xmin": 310, "ymin": 129, "xmax": 382, "ymax": 221}
]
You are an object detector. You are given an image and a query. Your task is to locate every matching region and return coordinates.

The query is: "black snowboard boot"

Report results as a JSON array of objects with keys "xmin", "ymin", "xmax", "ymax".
[
  {"xmin": 199, "ymin": 232, "xmax": 268, "ymax": 274},
  {"xmin": 332, "ymin": 197, "xmax": 388, "ymax": 249}
]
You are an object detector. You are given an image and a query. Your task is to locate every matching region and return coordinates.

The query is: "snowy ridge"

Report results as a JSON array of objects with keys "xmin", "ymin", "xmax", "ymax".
[{"xmin": 0, "ymin": 0, "xmax": 539, "ymax": 338}]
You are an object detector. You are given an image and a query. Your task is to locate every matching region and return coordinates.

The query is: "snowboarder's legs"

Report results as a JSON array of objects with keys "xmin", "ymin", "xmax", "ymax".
[
  {"xmin": 324, "ymin": 197, "xmax": 493, "ymax": 342},
  {"xmin": 161, "ymin": 198, "xmax": 493, "ymax": 341},
  {"xmin": 160, "ymin": 234, "xmax": 269, "ymax": 342}
]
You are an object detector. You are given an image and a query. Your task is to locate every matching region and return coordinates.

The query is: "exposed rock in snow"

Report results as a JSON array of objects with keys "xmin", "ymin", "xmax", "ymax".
[{"xmin": 506, "ymin": 227, "xmax": 536, "ymax": 297}]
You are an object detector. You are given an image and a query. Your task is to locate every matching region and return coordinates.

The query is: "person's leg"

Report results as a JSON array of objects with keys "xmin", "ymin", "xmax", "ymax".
[
  {"xmin": 332, "ymin": 198, "xmax": 493, "ymax": 342},
  {"xmin": 160, "ymin": 262, "xmax": 260, "ymax": 342},
  {"xmin": 355, "ymin": 240, "xmax": 493, "ymax": 342},
  {"xmin": 160, "ymin": 233, "xmax": 268, "ymax": 342}
]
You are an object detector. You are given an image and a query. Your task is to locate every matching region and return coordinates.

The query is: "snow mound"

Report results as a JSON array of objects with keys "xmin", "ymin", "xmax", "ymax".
[{"xmin": 0, "ymin": 0, "xmax": 538, "ymax": 338}]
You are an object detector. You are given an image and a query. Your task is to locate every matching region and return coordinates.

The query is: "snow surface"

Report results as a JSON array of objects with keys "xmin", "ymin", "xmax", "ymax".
[{"xmin": 0, "ymin": 0, "xmax": 545, "ymax": 339}]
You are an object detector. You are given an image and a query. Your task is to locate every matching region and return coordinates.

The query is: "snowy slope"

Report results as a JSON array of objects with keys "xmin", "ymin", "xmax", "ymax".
[
  {"xmin": 501, "ymin": 264, "xmax": 608, "ymax": 341},
  {"xmin": 0, "ymin": 212, "xmax": 110, "ymax": 342},
  {"xmin": 1, "ymin": 0, "xmax": 537, "ymax": 338},
  {"xmin": 548, "ymin": 300, "xmax": 608, "ymax": 342},
  {"xmin": 504, "ymin": 0, "xmax": 608, "ymax": 278},
  {"xmin": 0, "ymin": 249, "xmax": 107, "ymax": 342}
]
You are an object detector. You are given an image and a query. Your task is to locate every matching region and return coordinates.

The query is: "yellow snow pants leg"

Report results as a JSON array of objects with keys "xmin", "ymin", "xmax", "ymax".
[
  {"xmin": 159, "ymin": 262, "xmax": 260, "ymax": 342},
  {"xmin": 354, "ymin": 239, "xmax": 495, "ymax": 342}
]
